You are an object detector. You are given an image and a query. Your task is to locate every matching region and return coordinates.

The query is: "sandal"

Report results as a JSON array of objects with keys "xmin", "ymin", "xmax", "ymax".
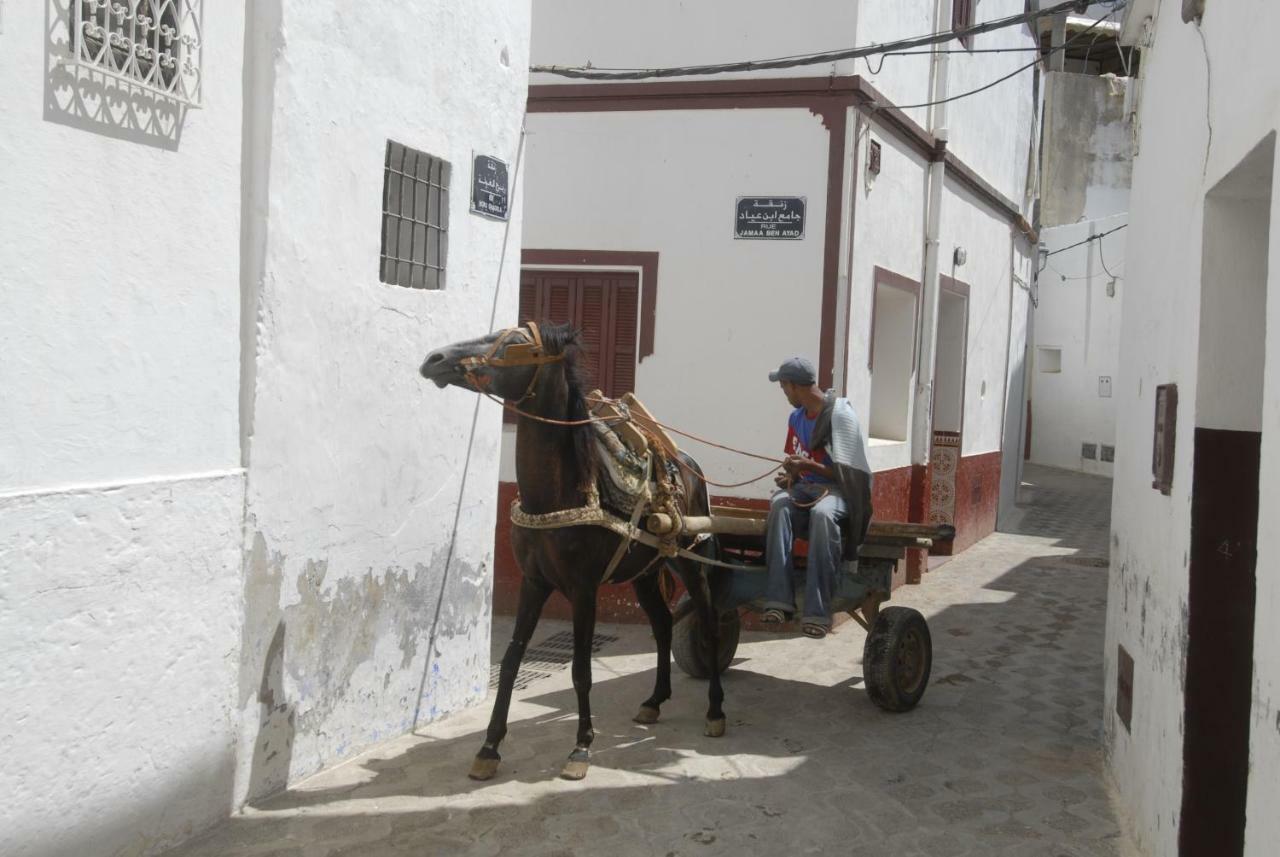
[
  {"xmin": 801, "ymin": 623, "xmax": 828, "ymax": 639},
  {"xmin": 761, "ymin": 608, "xmax": 787, "ymax": 624}
]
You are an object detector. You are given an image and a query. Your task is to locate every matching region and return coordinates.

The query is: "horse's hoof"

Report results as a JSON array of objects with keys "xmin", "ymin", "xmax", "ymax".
[
  {"xmin": 704, "ymin": 717, "xmax": 727, "ymax": 738},
  {"xmin": 561, "ymin": 749, "xmax": 590, "ymax": 780},
  {"xmin": 633, "ymin": 705, "xmax": 661, "ymax": 724},
  {"xmin": 469, "ymin": 755, "xmax": 501, "ymax": 781}
]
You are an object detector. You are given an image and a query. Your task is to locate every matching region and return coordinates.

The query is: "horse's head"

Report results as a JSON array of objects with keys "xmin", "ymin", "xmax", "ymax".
[{"xmin": 419, "ymin": 323, "xmax": 571, "ymax": 402}]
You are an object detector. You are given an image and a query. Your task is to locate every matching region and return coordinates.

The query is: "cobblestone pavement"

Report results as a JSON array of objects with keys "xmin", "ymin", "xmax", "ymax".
[{"xmin": 171, "ymin": 465, "xmax": 1132, "ymax": 857}]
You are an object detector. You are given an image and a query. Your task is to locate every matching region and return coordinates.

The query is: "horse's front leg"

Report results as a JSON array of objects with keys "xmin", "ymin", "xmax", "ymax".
[
  {"xmin": 676, "ymin": 560, "xmax": 726, "ymax": 737},
  {"xmin": 632, "ymin": 567, "xmax": 672, "ymax": 724},
  {"xmin": 470, "ymin": 575, "xmax": 552, "ymax": 781},
  {"xmin": 561, "ymin": 587, "xmax": 599, "ymax": 780}
]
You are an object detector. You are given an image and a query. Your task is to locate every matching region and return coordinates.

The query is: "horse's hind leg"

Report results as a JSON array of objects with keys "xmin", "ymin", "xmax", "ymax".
[
  {"xmin": 632, "ymin": 570, "xmax": 672, "ymax": 724},
  {"xmin": 470, "ymin": 576, "xmax": 552, "ymax": 781},
  {"xmin": 675, "ymin": 560, "xmax": 726, "ymax": 737},
  {"xmin": 561, "ymin": 588, "xmax": 598, "ymax": 780}
]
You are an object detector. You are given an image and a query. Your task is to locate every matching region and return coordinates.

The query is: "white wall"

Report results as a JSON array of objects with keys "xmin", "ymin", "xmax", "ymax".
[
  {"xmin": 0, "ymin": 2, "xmax": 246, "ymax": 854},
  {"xmin": 235, "ymin": 0, "xmax": 532, "ymax": 803},
  {"xmin": 517, "ymin": 107, "xmax": 829, "ymax": 496},
  {"xmin": 1031, "ymin": 216, "xmax": 1125, "ymax": 475},
  {"xmin": 530, "ymin": 0, "xmax": 859, "ymax": 84},
  {"xmin": 859, "ymin": 0, "xmax": 1039, "ymax": 206},
  {"xmin": 938, "ymin": 179, "xmax": 1022, "ymax": 457},
  {"xmin": 1106, "ymin": 2, "xmax": 1280, "ymax": 855}
]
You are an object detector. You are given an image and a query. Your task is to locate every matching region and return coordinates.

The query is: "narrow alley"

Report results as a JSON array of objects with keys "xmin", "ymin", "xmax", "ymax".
[{"xmin": 169, "ymin": 465, "xmax": 1131, "ymax": 857}]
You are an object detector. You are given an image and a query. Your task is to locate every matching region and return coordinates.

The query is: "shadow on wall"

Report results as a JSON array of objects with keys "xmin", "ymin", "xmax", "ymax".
[
  {"xmin": 43, "ymin": 0, "xmax": 187, "ymax": 150},
  {"xmin": 245, "ymin": 621, "xmax": 296, "ymax": 806}
]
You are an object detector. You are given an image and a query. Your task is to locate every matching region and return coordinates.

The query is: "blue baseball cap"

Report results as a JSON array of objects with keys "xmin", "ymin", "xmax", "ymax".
[{"xmin": 768, "ymin": 356, "xmax": 816, "ymax": 385}]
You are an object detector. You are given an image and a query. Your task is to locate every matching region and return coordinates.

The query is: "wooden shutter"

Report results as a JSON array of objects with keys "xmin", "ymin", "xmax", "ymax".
[
  {"xmin": 512, "ymin": 268, "xmax": 641, "ymax": 408},
  {"xmin": 609, "ymin": 279, "xmax": 639, "ymax": 398},
  {"xmin": 577, "ymin": 276, "xmax": 607, "ymax": 391}
]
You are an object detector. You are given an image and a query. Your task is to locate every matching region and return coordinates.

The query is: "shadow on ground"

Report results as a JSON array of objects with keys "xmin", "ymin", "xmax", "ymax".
[{"xmin": 169, "ymin": 531, "xmax": 1127, "ymax": 857}]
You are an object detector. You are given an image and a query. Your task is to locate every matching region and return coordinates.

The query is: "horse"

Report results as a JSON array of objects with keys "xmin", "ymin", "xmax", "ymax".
[{"xmin": 419, "ymin": 322, "xmax": 729, "ymax": 781}]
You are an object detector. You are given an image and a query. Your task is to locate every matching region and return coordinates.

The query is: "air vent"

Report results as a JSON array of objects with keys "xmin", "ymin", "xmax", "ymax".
[
  {"xmin": 1082, "ymin": 443, "xmax": 1098, "ymax": 460},
  {"xmin": 1101, "ymin": 444, "xmax": 1115, "ymax": 463}
]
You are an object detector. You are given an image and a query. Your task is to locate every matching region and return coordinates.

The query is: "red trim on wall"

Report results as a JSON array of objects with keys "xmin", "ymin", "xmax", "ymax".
[
  {"xmin": 950, "ymin": 451, "xmax": 1002, "ymax": 554},
  {"xmin": 522, "ymin": 249, "xmax": 659, "ymax": 362},
  {"xmin": 815, "ymin": 100, "xmax": 848, "ymax": 390}
]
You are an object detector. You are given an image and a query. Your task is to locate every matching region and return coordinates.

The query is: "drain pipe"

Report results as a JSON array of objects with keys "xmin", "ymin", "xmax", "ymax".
[{"xmin": 910, "ymin": 0, "xmax": 952, "ymax": 472}]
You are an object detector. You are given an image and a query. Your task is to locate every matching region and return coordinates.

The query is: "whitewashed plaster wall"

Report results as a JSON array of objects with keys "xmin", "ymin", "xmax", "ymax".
[
  {"xmin": 236, "ymin": 0, "xmax": 531, "ymax": 804},
  {"xmin": 859, "ymin": 0, "xmax": 1039, "ymax": 206},
  {"xmin": 1031, "ymin": 216, "xmax": 1126, "ymax": 475},
  {"xmin": 846, "ymin": 122, "xmax": 1029, "ymax": 468},
  {"xmin": 845, "ymin": 124, "xmax": 929, "ymax": 474},
  {"xmin": 515, "ymin": 108, "xmax": 829, "ymax": 497},
  {"xmin": 1041, "ymin": 72, "xmax": 1132, "ymax": 227},
  {"xmin": 529, "ymin": 0, "xmax": 859, "ymax": 85},
  {"xmin": 937, "ymin": 180, "xmax": 1024, "ymax": 458},
  {"xmin": 1105, "ymin": 2, "xmax": 1280, "ymax": 855},
  {"xmin": 0, "ymin": 3, "xmax": 246, "ymax": 856}
]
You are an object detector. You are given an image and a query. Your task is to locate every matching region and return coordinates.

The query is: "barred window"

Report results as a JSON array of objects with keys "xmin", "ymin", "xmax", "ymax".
[
  {"xmin": 72, "ymin": 1, "xmax": 204, "ymax": 105},
  {"xmin": 380, "ymin": 141, "xmax": 450, "ymax": 290}
]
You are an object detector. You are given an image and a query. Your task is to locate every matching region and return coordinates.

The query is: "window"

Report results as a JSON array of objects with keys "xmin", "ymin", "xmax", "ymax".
[
  {"xmin": 381, "ymin": 141, "xmax": 450, "ymax": 289},
  {"xmin": 71, "ymin": 1, "xmax": 203, "ymax": 105},
  {"xmin": 868, "ymin": 268, "xmax": 921, "ymax": 443},
  {"xmin": 1037, "ymin": 346, "xmax": 1062, "ymax": 373},
  {"xmin": 517, "ymin": 269, "xmax": 639, "ymax": 398},
  {"xmin": 952, "ymin": 0, "xmax": 977, "ymax": 49}
]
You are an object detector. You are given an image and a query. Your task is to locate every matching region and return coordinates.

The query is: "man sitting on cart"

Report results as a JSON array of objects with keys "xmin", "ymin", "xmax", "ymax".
[{"xmin": 760, "ymin": 357, "xmax": 873, "ymax": 638}]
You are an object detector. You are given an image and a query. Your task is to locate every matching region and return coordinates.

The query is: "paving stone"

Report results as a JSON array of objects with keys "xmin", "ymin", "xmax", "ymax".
[{"xmin": 165, "ymin": 464, "xmax": 1139, "ymax": 857}]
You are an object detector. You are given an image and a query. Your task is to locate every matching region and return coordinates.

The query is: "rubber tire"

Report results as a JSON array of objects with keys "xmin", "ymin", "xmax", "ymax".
[
  {"xmin": 863, "ymin": 606, "xmax": 932, "ymax": 712},
  {"xmin": 671, "ymin": 594, "xmax": 741, "ymax": 679}
]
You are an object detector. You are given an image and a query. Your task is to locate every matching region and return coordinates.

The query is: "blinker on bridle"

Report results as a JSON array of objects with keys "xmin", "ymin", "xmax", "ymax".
[{"xmin": 459, "ymin": 322, "xmax": 565, "ymax": 403}]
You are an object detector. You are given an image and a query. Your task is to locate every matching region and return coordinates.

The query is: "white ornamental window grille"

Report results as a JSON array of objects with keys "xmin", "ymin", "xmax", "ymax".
[{"xmin": 71, "ymin": 1, "xmax": 204, "ymax": 106}]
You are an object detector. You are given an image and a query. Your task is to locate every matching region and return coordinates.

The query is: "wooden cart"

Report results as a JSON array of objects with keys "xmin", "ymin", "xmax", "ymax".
[{"xmin": 667, "ymin": 506, "xmax": 955, "ymax": 713}]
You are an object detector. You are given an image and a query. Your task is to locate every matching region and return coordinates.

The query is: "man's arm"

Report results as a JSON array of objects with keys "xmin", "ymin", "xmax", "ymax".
[{"xmin": 784, "ymin": 455, "xmax": 835, "ymax": 482}]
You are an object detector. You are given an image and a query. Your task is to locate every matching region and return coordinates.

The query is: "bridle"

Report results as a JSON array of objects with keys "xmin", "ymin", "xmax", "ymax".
[{"xmin": 459, "ymin": 322, "xmax": 565, "ymax": 405}]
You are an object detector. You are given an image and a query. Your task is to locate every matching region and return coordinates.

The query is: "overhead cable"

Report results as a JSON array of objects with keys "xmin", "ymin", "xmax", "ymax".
[{"xmin": 531, "ymin": 0, "xmax": 1118, "ymax": 81}]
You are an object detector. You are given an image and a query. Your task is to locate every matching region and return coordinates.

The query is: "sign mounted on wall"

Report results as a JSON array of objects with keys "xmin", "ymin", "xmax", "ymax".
[
  {"xmin": 470, "ymin": 154, "xmax": 510, "ymax": 220},
  {"xmin": 734, "ymin": 196, "xmax": 806, "ymax": 240}
]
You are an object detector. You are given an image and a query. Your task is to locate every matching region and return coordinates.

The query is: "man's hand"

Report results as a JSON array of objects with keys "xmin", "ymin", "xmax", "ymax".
[
  {"xmin": 774, "ymin": 470, "xmax": 792, "ymax": 488},
  {"xmin": 783, "ymin": 455, "xmax": 812, "ymax": 477}
]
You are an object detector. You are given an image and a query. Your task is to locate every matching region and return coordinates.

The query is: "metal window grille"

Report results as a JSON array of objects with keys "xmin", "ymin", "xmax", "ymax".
[
  {"xmin": 70, "ymin": 1, "xmax": 204, "ymax": 106},
  {"xmin": 381, "ymin": 141, "xmax": 450, "ymax": 290}
]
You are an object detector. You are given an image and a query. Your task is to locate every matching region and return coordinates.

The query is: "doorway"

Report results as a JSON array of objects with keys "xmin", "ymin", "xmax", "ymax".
[
  {"xmin": 928, "ymin": 276, "xmax": 970, "ymax": 550},
  {"xmin": 1181, "ymin": 135, "xmax": 1273, "ymax": 857}
]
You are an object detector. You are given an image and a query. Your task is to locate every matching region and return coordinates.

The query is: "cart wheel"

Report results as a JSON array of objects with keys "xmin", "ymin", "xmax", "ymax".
[
  {"xmin": 863, "ymin": 606, "xmax": 932, "ymax": 712},
  {"xmin": 671, "ymin": 594, "xmax": 741, "ymax": 679}
]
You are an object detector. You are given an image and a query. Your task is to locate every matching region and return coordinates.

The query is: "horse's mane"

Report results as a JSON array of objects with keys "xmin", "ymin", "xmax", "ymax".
[{"xmin": 537, "ymin": 322, "xmax": 598, "ymax": 492}]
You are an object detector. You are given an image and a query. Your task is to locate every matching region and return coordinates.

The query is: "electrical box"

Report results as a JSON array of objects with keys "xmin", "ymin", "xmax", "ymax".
[{"xmin": 1099, "ymin": 376, "xmax": 1112, "ymax": 397}]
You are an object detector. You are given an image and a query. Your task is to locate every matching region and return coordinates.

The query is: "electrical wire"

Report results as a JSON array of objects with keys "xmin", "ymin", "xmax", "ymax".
[
  {"xmin": 1097, "ymin": 231, "xmax": 1122, "ymax": 279},
  {"xmin": 887, "ymin": 8, "xmax": 1116, "ymax": 111},
  {"xmin": 411, "ymin": 124, "xmax": 527, "ymax": 732},
  {"xmin": 1042, "ymin": 223, "xmax": 1128, "ymax": 259},
  {"xmin": 531, "ymin": 0, "xmax": 1120, "ymax": 81}
]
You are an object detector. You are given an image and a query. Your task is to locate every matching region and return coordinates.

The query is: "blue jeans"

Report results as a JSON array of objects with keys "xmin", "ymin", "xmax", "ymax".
[{"xmin": 762, "ymin": 483, "xmax": 847, "ymax": 627}]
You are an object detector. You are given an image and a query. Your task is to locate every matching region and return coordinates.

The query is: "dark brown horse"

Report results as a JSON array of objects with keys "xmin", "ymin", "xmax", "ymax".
[{"xmin": 420, "ymin": 322, "xmax": 728, "ymax": 781}]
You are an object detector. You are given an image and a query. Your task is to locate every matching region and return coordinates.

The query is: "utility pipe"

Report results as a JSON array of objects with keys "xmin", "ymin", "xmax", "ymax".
[{"xmin": 910, "ymin": 0, "xmax": 952, "ymax": 467}]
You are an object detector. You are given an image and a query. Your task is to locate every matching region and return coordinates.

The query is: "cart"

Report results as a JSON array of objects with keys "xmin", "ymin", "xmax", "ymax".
[{"xmin": 666, "ymin": 506, "xmax": 955, "ymax": 713}]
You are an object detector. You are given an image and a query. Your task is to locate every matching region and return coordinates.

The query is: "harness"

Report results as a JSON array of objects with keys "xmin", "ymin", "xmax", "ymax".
[
  {"xmin": 459, "ymin": 321, "xmax": 564, "ymax": 405},
  {"xmin": 468, "ymin": 323, "xmax": 717, "ymax": 583}
]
